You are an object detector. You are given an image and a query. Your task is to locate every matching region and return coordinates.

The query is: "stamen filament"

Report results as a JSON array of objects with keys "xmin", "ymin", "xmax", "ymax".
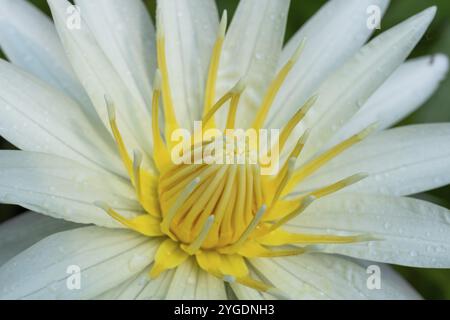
[
  {"xmin": 105, "ymin": 96, "xmax": 132, "ymax": 174},
  {"xmin": 310, "ymin": 173, "xmax": 368, "ymax": 198},
  {"xmin": 203, "ymin": 80, "xmax": 246, "ymax": 128},
  {"xmin": 278, "ymin": 95, "xmax": 317, "ymax": 151},
  {"xmin": 226, "ymin": 91, "xmax": 243, "ymax": 129},
  {"xmin": 267, "ymin": 195, "xmax": 316, "ymax": 232},
  {"xmin": 151, "ymin": 70, "xmax": 171, "ymax": 171},
  {"xmin": 160, "ymin": 177, "xmax": 201, "ymax": 234},
  {"xmin": 203, "ymin": 11, "xmax": 228, "ymax": 116},
  {"xmin": 286, "ymin": 124, "xmax": 377, "ymax": 192},
  {"xmin": 156, "ymin": 18, "xmax": 179, "ymax": 137},
  {"xmin": 225, "ymin": 204, "xmax": 267, "ymax": 252},
  {"xmin": 252, "ymin": 39, "xmax": 306, "ymax": 130},
  {"xmin": 270, "ymin": 158, "xmax": 297, "ymax": 206},
  {"xmin": 183, "ymin": 215, "xmax": 215, "ymax": 255},
  {"xmin": 132, "ymin": 149, "xmax": 143, "ymax": 198}
]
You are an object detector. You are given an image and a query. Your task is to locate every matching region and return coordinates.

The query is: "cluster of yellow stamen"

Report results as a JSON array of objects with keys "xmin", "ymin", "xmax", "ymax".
[{"xmin": 95, "ymin": 11, "xmax": 375, "ymax": 296}]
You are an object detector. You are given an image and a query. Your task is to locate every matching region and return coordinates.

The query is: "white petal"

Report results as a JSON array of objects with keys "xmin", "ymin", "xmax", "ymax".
[
  {"xmin": 288, "ymin": 193, "xmax": 450, "ymax": 268},
  {"xmin": 47, "ymin": 0, "xmax": 152, "ymax": 155},
  {"xmin": 267, "ymin": 0, "xmax": 390, "ymax": 128},
  {"xmin": 96, "ymin": 268, "xmax": 174, "ymax": 300},
  {"xmin": 0, "ymin": 59, "xmax": 125, "ymax": 175},
  {"xmin": 157, "ymin": 0, "xmax": 219, "ymax": 128},
  {"xmin": 0, "ymin": 211, "xmax": 80, "ymax": 266},
  {"xmin": 0, "ymin": 0, "xmax": 91, "ymax": 108},
  {"xmin": 297, "ymin": 7, "xmax": 436, "ymax": 162},
  {"xmin": 250, "ymin": 254, "xmax": 417, "ymax": 299},
  {"xmin": 215, "ymin": 0, "xmax": 290, "ymax": 128},
  {"xmin": 75, "ymin": 0, "xmax": 156, "ymax": 108},
  {"xmin": 165, "ymin": 258, "xmax": 227, "ymax": 299},
  {"xmin": 0, "ymin": 151, "xmax": 140, "ymax": 227},
  {"xmin": 0, "ymin": 226, "xmax": 159, "ymax": 299},
  {"xmin": 352, "ymin": 259, "xmax": 421, "ymax": 299},
  {"xmin": 297, "ymin": 124, "xmax": 450, "ymax": 196},
  {"xmin": 332, "ymin": 54, "xmax": 449, "ymax": 144}
]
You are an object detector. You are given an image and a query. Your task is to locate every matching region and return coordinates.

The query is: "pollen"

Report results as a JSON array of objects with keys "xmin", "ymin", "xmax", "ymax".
[{"xmin": 95, "ymin": 11, "xmax": 377, "ymax": 296}]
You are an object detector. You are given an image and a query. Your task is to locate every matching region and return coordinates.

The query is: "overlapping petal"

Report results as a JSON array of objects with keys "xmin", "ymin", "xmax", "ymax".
[
  {"xmin": 288, "ymin": 194, "xmax": 450, "ymax": 268},
  {"xmin": 0, "ymin": 151, "xmax": 140, "ymax": 227},
  {"xmin": 0, "ymin": 226, "xmax": 159, "ymax": 299}
]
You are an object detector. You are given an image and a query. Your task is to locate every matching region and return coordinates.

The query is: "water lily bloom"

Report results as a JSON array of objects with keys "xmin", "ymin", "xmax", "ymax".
[{"xmin": 0, "ymin": 0, "xmax": 449, "ymax": 300}]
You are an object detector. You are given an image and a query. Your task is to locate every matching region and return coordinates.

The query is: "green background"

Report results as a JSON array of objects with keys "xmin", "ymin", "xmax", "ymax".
[{"xmin": 1, "ymin": 0, "xmax": 449, "ymax": 299}]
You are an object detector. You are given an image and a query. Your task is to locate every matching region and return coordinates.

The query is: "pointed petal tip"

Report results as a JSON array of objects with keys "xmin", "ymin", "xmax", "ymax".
[
  {"xmin": 415, "ymin": 6, "xmax": 437, "ymax": 24},
  {"xmin": 430, "ymin": 53, "xmax": 449, "ymax": 75}
]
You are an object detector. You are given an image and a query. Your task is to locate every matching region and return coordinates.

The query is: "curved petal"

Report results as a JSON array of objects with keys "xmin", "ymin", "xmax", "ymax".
[
  {"xmin": 215, "ymin": 0, "xmax": 290, "ymax": 128},
  {"xmin": 165, "ymin": 257, "xmax": 227, "ymax": 299},
  {"xmin": 47, "ymin": 0, "xmax": 152, "ymax": 156},
  {"xmin": 0, "ymin": 211, "xmax": 80, "ymax": 266},
  {"xmin": 250, "ymin": 254, "xmax": 418, "ymax": 299},
  {"xmin": 0, "ymin": 0, "xmax": 92, "ymax": 108},
  {"xmin": 74, "ymin": 0, "xmax": 156, "ymax": 109},
  {"xmin": 0, "ymin": 59, "xmax": 125, "ymax": 176},
  {"xmin": 0, "ymin": 151, "xmax": 141, "ymax": 228},
  {"xmin": 95, "ymin": 267, "xmax": 174, "ymax": 300},
  {"xmin": 0, "ymin": 226, "xmax": 159, "ymax": 299},
  {"xmin": 267, "ymin": 0, "xmax": 390, "ymax": 129},
  {"xmin": 157, "ymin": 0, "xmax": 219, "ymax": 128},
  {"xmin": 332, "ymin": 54, "xmax": 449, "ymax": 144},
  {"xmin": 288, "ymin": 193, "xmax": 450, "ymax": 268},
  {"xmin": 352, "ymin": 259, "xmax": 421, "ymax": 299},
  {"xmin": 293, "ymin": 7, "xmax": 436, "ymax": 162},
  {"xmin": 296, "ymin": 124, "xmax": 450, "ymax": 196}
]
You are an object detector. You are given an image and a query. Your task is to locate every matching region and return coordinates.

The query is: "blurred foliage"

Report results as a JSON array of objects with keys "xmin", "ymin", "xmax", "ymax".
[{"xmin": 0, "ymin": 0, "xmax": 449, "ymax": 299}]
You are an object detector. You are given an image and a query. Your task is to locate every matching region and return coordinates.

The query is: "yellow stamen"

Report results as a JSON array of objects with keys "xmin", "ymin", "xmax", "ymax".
[
  {"xmin": 259, "ymin": 229, "xmax": 377, "ymax": 246},
  {"xmin": 105, "ymin": 96, "xmax": 132, "ymax": 174},
  {"xmin": 269, "ymin": 157, "xmax": 297, "ymax": 206},
  {"xmin": 95, "ymin": 201, "xmax": 163, "ymax": 237},
  {"xmin": 226, "ymin": 88, "xmax": 244, "ymax": 129},
  {"xmin": 203, "ymin": 11, "xmax": 228, "ymax": 117},
  {"xmin": 309, "ymin": 173, "xmax": 368, "ymax": 198},
  {"xmin": 267, "ymin": 195, "xmax": 316, "ymax": 232},
  {"xmin": 150, "ymin": 239, "xmax": 189, "ymax": 278},
  {"xmin": 285, "ymin": 124, "xmax": 377, "ymax": 193},
  {"xmin": 156, "ymin": 17, "xmax": 179, "ymax": 138},
  {"xmin": 160, "ymin": 177, "xmax": 201, "ymax": 235},
  {"xmin": 222, "ymin": 205, "xmax": 267, "ymax": 253},
  {"xmin": 202, "ymin": 79, "xmax": 246, "ymax": 127},
  {"xmin": 278, "ymin": 95, "xmax": 317, "ymax": 151},
  {"xmin": 252, "ymin": 39, "xmax": 306, "ymax": 130},
  {"xmin": 182, "ymin": 215, "xmax": 215, "ymax": 255},
  {"xmin": 132, "ymin": 149, "xmax": 143, "ymax": 198},
  {"xmin": 151, "ymin": 70, "xmax": 171, "ymax": 171}
]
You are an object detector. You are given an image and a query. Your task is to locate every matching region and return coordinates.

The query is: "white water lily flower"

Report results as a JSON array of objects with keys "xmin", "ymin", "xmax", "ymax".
[{"xmin": 0, "ymin": 0, "xmax": 449, "ymax": 300}]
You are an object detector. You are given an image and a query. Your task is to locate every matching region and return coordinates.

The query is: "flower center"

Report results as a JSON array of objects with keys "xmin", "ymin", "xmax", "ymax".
[
  {"xmin": 94, "ymin": 12, "xmax": 377, "ymax": 294},
  {"xmin": 158, "ymin": 135, "xmax": 264, "ymax": 251}
]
